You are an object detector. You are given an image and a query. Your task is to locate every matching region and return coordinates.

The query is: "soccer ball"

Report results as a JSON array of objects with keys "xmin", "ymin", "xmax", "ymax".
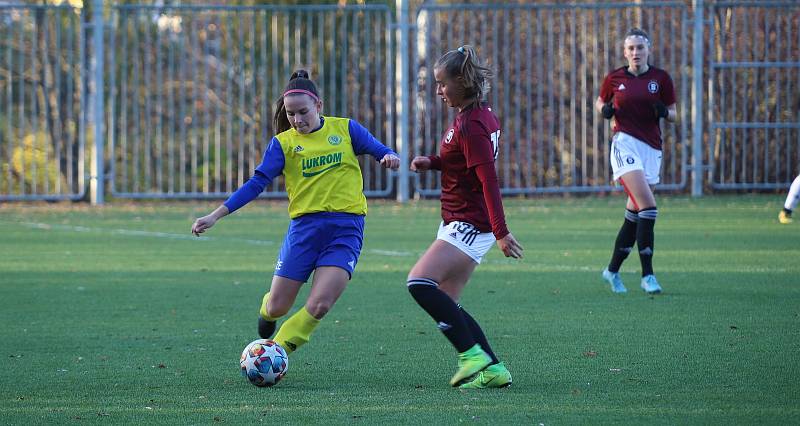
[{"xmin": 240, "ymin": 339, "xmax": 288, "ymax": 387}]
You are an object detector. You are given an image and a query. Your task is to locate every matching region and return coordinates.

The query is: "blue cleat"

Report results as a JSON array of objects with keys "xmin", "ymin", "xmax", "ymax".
[
  {"xmin": 640, "ymin": 275, "xmax": 662, "ymax": 294},
  {"xmin": 602, "ymin": 268, "xmax": 627, "ymax": 293}
]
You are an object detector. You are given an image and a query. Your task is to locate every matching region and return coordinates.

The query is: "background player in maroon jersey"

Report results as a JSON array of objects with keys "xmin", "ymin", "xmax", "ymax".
[
  {"xmin": 595, "ymin": 28, "xmax": 677, "ymax": 294},
  {"xmin": 407, "ymin": 45, "xmax": 523, "ymax": 389}
]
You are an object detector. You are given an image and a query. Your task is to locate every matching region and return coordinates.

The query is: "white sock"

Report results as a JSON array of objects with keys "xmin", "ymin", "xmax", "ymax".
[{"xmin": 785, "ymin": 175, "xmax": 800, "ymax": 211}]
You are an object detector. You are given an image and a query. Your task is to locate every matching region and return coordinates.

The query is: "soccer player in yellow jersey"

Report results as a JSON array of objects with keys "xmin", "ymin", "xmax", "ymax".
[{"xmin": 192, "ymin": 70, "xmax": 399, "ymax": 357}]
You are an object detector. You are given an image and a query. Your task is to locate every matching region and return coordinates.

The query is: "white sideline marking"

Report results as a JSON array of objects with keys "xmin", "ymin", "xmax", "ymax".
[{"xmin": 5, "ymin": 221, "xmax": 274, "ymax": 246}]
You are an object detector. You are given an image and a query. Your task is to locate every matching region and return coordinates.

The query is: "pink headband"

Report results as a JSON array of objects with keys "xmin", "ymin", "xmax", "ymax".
[{"xmin": 283, "ymin": 89, "xmax": 319, "ymax": 102}]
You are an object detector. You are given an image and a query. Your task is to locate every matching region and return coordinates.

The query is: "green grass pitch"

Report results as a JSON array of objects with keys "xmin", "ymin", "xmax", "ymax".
[{"xmin": 0, "ymin": 195, "xmax": 798, "ymax": 424}]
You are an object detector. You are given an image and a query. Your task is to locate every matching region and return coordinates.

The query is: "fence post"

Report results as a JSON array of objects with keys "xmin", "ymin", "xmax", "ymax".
[
  {"xmin": 691, "ymin": 0, "xmax": 704, "ymax": 197},
  {"xmin": 395, "ymin": 0, "xmax": 410, "ymax": 202},
  {"xmin": 90, "ymin": 0, "xmax": 105, "ymax": 205}
]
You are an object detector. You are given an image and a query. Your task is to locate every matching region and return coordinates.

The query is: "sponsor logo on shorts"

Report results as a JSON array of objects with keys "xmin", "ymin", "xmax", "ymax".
[{"xmin": 626, "ymin": 156, "xmax": 635, "ymax": 165}]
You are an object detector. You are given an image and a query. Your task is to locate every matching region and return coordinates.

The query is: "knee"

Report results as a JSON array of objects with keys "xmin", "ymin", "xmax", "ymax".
[
  {"xmin": 305, "ymin": 299, "xmax": 333, "ymax": 319},
  {"xmin": 407, "ymin": 277, "xmax": 438, "ymax": 293},
  {"xmin": 265, "ymin": 302, "xmax": 290, "ymax": 319}
]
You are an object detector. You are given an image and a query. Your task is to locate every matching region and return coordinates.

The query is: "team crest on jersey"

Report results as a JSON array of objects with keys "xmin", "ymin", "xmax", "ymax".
[
  {"xmin": 445, "ymin": 128, "xmax": 455, "ymax": 144},
  {"xmin": 294, "ymin": 145, "xmax": 304, "ymax": 153},
  {"xmin": 648, "ymin": 80, "xmax": 659, "ymax": 93},
  {"xmin": 328, "ymin": 135, "xmax": 342, "ymax": 146}
]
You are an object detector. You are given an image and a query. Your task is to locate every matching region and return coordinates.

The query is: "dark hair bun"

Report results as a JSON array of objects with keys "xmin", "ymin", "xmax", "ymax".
[{"xmin": 291, "ymin": 70, "xmax": 310, "ymax": 80}]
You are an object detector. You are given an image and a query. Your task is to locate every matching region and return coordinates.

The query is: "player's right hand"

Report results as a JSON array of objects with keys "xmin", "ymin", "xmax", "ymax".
[
  {"xmin": 191, "ymin": 215, "xmax": 216, "ymax": 236},
  {"xmin": 410, "ymin": 156, "xmax": 431, "ymax": 172}
]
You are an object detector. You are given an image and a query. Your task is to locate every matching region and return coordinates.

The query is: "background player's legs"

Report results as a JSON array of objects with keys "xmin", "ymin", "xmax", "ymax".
[
  {"xmin": 780, "ymin": 174, "xmax": 800, "ymax": 224},
  {"xmin": 273, "ymin": 266, "xmax": 349, "ymax": 354},
  {"xmin": 602, "ymin": 206, "xmax": 638, "ymax": 294},
  {"xmin": 607, "ymin": 208, "xmax": 639, "ymax": 274},
  {"xmin": 619, "ymin": 170, "xmax": 662, "ymax": 294}
]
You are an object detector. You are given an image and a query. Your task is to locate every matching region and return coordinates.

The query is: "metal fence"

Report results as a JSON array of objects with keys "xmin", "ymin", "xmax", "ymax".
[
  {"xmin": 0, "ymin": 4, "xmax": 86, "ymax": 201},
  {"xmin": 706, "ymin": 1, "xmax": 800, "ymax": 190},
  {"xmin": 411, "ymin": 1, "xmax": 691, "ymax": 195},
  {"xmin": 0, "ymin": 1, "xmax": 798, "ymax": 203},
  {"xmin": 108, "ymin": 4, "xmax": 395, "ymax": 199}
]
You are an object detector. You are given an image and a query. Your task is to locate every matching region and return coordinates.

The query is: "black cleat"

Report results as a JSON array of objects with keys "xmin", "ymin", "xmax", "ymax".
[{"xmin": 258, "ymin": 317, "xmax": 276, "ymax": 339}]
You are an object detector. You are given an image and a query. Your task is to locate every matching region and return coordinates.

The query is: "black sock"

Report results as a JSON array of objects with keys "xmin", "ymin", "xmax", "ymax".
[
  {"xmin": 459, "ymin": 306, "xmax": 499, "ymax": 364},
  {"xmin": 608, "ymin": 209, "xmax": 638, "ymax": 273},
  {"xmin": 637, "ymin": 207, "xmax": 658, "ymax": 276},
  {"xmin": 407, "ymin": 278, "xmax": 475, "ymax": 353}
]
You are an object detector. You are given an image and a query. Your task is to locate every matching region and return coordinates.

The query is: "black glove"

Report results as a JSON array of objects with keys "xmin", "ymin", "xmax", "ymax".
[
  {"xmin": 653, "ymin": 101, "xmax": 668, "ymax": 119},
  {"xmin": 601, "ymin": 102, "xmax": 615, "ymax": 119}
]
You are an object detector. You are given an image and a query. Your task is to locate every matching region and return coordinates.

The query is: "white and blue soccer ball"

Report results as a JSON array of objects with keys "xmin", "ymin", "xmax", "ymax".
[{"xmin": 240, "ymin": 339, "xmax": 288, "ymax": 387}]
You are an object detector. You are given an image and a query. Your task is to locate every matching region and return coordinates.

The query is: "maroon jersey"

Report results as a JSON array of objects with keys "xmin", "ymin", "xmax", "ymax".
[
  {"xmin": 599, "ymin": 66, "xmax": 676, "ymax": 150},
  {"xmin": 429, "ymin": 105, "xmax": 509, "ymax": 239}
]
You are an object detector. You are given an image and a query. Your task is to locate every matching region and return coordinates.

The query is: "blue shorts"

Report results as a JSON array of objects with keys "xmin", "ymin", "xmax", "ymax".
[{"xmin": 274, "ymin": 212, "xmax": 365, "ymax": 282}]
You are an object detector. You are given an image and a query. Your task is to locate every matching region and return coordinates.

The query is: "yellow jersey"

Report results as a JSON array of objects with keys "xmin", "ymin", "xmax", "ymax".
[{"xmin": 275, "ymin": 117, "xmax": 367, "ymax": 217}]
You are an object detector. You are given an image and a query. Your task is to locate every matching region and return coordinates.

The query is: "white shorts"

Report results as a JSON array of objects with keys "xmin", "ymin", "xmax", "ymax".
[
  {"xmin": 610, "ymin": 132, "xmax": 662, "ymax": 185},
  {"xmin": 436, "ymin": 221, "xmax": 495, "ymax": 264}
]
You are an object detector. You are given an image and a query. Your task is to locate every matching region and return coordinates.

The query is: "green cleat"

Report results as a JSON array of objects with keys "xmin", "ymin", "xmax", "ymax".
[
  {"xmin": 450, "ymin": 344, "xmax": 492, "ymax": 387},
  {"xmin": 459, "ymin": 362, "xmax": 512, "ymax": 389}
]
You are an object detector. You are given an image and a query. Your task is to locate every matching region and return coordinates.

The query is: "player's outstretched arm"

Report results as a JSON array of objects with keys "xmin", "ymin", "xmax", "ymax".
[
  {"xmin": 496, "ymin": 232, "xmax": 523, "ymax": 259},
  {"xmin": 191, "ymin": 205, "xmax": 229, "ymax": 236}
]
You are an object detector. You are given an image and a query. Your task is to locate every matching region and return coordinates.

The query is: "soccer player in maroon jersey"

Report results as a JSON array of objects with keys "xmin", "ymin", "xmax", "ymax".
[
  {"xmin": 595, "ymin": 28, "xmax": 677, "ymax": 294},
  {"xmin": 407, "ymin": 45, "xmax": 523, "ymax": 389}
]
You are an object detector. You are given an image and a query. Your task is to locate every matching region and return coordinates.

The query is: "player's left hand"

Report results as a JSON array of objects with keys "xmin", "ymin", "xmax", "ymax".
[
  {"xmin": 653, "ymin": 101, "xmax": 669, "ymax": 119},
  {"xmin": 497, "ymin": 232, "xmax": 523, "ymax": 259},
  {"xmin": 380, "ymin": 153, "xmax": 400, "ymax": 170}
]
